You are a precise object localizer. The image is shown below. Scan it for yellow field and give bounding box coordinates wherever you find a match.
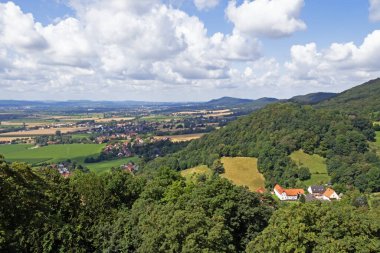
[0,137,33,142]
[220,157,265,192]
[0,127,88,136]
[181,165,212,179]
[154,133,205,142]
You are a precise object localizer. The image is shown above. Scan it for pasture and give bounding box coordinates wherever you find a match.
[371,131,380,156]
[220,157,265,192]
[290,150,330,185]
[0,143,105,165]
[180,165,212,180]
[85,157,139,174]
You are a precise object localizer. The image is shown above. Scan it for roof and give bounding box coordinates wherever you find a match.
[310,185,326,194]
[274,184,304,196]
[323,188,336,198]
[256,187,266,194]
[305,194,318,202]
[274,184,284,194]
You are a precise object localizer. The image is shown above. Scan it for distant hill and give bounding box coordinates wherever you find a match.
[205,97,254,107]
[316,78,380,120]
[290,92,337,105]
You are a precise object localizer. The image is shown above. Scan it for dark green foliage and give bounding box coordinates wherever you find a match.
[316,78,380,120]
[247,202,380,253]
[290,92,337,104]
[0,162,274,252]
[211,159,225,174]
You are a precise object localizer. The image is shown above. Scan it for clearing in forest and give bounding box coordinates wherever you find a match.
[220,157,265,192]
[290,150,330,185]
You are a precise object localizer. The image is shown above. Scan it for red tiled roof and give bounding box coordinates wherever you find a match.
[274,184,304,196]
[323,188,335,198]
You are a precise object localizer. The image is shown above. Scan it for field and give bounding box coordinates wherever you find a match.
[154,133,205,142]
[0,143,105,165]
[0,127,88,136]
[180,165,212,180]
[371,131,380,156]
[290,150,330,185]
[220,157,265,192]
[85,157,139,174]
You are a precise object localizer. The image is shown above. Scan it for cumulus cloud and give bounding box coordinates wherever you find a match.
[285,30,380,86]
[226,0,306,38]
[194,0,220,11]
[369,0,380,21]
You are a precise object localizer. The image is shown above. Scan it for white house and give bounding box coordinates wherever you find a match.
[321,188,340,201]
[274,184,305,201]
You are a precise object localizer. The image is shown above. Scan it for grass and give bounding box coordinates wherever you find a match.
[370,131,380,156]
[85,157,139,174]
[290,150,330,185]
[220,157,265,192]
[71,133,91,139]
[0,143,105,165]
[140,115,183,122]
[181,165,212,180]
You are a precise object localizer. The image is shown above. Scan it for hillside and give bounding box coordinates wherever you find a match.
[316,78,380,120]
[205,97,254,107]
[146,103,380,192]
[290,92,337,104]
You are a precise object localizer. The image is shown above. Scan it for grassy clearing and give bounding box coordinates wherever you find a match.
[155,133,205,142]
[140,115,183,122]
[0,143,105,165]
[290,150,330,185]
[85,157,139,174]
[181,165,212,180]
[371,131,380,156]
[220,157,265,192]
[71,133,91,139]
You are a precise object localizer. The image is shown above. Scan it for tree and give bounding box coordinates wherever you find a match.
[211,159,224,174]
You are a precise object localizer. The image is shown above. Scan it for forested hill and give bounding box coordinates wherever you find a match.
[146,103,380,192]
[290,92,337,104]
[316,78,380,120]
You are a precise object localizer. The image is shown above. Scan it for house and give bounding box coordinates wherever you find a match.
[308,185,340,201]
[322,188,340,201]
[307,185,326,195]
[274,184,305,201]
[256,187,266,194]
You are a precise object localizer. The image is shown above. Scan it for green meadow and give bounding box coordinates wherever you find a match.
[290,150,330,185]
[85,157,139,174]
[0,143,105,165]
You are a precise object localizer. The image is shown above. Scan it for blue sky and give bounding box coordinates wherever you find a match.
[0,0,379,101]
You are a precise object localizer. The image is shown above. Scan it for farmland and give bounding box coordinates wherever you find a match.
[0,143,105,165]
[154,133,205,142]
[0,127,88,136]
[290,150,330,185]
[85,157,139,174]
[220,157,265,192]
[371,131,380,156]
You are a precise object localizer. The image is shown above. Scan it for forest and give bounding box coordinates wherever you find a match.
[145,103,380,192]
[1,157,379,252]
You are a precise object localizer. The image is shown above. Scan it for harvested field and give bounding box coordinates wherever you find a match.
[0,127,88,136]
[154,133,205,142]
[220,157,265,192]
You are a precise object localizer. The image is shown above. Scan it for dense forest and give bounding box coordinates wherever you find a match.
[145,103,380,192]
[1,156,379,252]
[316,78,380,120]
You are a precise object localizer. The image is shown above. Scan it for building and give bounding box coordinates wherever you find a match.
[308,185,340,201]
[322,188,340,201]
[274,184,305,201]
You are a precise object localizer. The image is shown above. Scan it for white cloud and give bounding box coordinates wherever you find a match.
[194,0,220,11]
[369,0,380,21]
[226,0,306,38]
[285,30,380,87]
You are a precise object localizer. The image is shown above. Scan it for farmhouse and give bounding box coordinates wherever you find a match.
[308,185,340,201]
[274,184,304,201]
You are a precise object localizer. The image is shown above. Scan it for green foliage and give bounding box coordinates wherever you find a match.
[211,159,224,174]
[145,103,378,191]
[316,78,380,120]
[247,202,380,253]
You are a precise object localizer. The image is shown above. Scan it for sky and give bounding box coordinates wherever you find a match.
[0,0,379,102]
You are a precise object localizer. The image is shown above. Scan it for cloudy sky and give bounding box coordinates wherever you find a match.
[0,0,379,101]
